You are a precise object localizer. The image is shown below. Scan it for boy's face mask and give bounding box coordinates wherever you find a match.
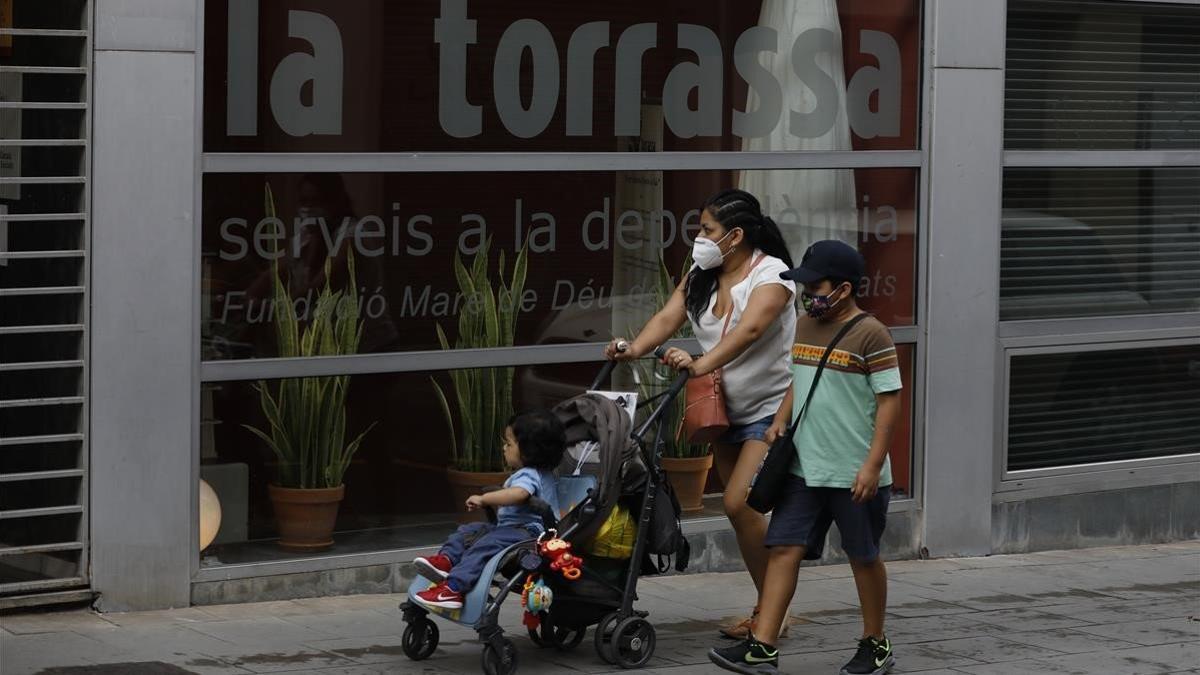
[801,283,850,318]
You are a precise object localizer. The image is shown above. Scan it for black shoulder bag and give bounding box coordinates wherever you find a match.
[746,312,869,514]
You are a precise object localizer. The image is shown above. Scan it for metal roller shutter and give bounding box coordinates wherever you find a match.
[0,0,91,605]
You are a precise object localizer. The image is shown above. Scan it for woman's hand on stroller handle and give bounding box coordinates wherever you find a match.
[604,337,641,361]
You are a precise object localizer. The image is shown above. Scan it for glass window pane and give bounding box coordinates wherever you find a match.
[202,168,918,360]
[1004,0,1200,150]
[200,348,916,565]
[1007,343,1200,471]
[1000,167,1200,321]
[202,0,921,152]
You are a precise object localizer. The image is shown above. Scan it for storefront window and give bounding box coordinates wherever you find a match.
[1007,343,1200,472]
[198,1,925,567]
[202,168,918,359]
[1000,167,1200,321]
[203,0,921,153]
[201,349,915,565]
[1004,0,1200,151]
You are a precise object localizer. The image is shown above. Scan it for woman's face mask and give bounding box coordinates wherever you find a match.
[801,283,850,318]
[691,229,738,270]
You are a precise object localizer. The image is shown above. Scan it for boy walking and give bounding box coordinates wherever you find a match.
[710,240,902,675]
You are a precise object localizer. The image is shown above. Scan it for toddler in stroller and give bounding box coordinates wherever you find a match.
[399,353,691,674]
[410,409,566,611]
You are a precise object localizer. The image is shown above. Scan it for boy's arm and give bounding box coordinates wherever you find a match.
[465,487,530,511]
[851,390,901,503]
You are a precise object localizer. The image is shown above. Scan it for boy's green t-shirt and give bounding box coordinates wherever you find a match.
[789,313,902,488]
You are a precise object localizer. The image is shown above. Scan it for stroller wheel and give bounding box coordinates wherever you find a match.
[481,636,519,675]
[594,612,621,664]
[401,617,439,661]
[530,615,586,651]
[612,617,656,669]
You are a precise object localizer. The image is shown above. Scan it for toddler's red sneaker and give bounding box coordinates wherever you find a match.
[413,581,464,610]
[414,553,452,580]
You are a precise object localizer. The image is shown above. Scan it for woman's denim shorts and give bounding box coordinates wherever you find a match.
[717,414,775,445]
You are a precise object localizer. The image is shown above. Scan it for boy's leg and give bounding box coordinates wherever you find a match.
[831,486,895,675]
[445,526,532,593]
[439,522,493,565]
[830,486,891,639]
[849,557,888,639]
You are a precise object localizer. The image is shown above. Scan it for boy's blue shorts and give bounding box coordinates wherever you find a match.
[764,476,891,562]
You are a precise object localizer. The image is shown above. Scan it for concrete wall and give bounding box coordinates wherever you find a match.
[993,482,1200,554]
[90,0,199,611]
[920,0,1006,556]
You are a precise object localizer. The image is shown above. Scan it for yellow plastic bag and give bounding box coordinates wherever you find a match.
[588,504,636,559]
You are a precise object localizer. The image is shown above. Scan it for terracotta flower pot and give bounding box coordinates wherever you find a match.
[662,454,714,513]
[446,468,509,523]
[268,484,345,552]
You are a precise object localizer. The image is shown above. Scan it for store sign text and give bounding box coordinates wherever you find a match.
[226,0,901,140]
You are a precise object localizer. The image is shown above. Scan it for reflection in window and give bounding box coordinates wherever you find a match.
[202,169,919,360]
[201,351,915,566]
[1007,344,1200,471]
[1005,0,1200,150]
[1000,168,1200,321]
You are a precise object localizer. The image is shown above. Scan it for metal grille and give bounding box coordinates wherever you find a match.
[0,0,90,597]
[1000,167,1200,321]
[1005,0,1200,150]
[1007,343,1200,471]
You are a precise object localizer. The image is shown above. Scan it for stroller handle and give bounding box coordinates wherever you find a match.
[590,344,694,391]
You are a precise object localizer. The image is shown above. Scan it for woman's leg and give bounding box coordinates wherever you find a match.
[712,440,771,593]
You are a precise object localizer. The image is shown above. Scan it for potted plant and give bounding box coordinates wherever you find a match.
[431,237,529,519]
[243,184,376,551]
[634,253,713,512]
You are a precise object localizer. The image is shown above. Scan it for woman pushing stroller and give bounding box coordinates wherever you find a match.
[605,188,797,638]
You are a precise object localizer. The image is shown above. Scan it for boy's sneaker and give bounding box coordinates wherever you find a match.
[708,635,779,674]
[414,553,452,580]
[412,581,463,610]
[841,635,895,675]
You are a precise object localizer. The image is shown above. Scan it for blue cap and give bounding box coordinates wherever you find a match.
[779,240,865,284]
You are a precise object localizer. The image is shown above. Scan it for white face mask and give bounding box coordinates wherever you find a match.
[691,230,737,270]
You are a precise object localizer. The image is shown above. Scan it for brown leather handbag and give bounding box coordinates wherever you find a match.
[680,254,765,444]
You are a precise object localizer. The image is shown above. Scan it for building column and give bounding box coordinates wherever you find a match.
[921,0,1006,556]
[90,0,199,610]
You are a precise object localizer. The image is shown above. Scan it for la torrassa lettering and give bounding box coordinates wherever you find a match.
[226,0,901,141]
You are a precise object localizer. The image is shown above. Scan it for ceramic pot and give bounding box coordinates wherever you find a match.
[661,454,714,513]
[268,484,345,551]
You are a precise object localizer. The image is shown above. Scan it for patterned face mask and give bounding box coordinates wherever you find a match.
[801,284,848,318]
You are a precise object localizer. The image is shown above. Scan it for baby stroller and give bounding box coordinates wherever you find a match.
[398,349,691,674]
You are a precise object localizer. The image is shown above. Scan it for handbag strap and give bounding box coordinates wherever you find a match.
[720,253,767,339]
[785,312,871,436]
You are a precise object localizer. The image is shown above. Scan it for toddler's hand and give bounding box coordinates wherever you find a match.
[465,495,485,511]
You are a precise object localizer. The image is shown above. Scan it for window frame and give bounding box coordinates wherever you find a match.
[996,0,1200,497]
[189,0,933,578]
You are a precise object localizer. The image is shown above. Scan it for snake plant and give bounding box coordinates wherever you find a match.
[431,237,529,473]
[242,183,376,489]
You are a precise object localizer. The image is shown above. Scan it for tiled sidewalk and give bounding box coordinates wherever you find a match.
[2,542,1198,674]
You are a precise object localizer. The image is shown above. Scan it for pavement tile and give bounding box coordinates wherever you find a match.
[188,616,339,647]
[0,631,134,673]
[280,609,405,640]
[999,627,1143,654]
[0,609,117,635]
[970,608,1095,633]
[200,647,358,674]
[912,635,1065,663]
[1071,618,1200,646]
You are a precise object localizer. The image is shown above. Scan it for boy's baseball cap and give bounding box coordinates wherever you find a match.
[779,240,866,285]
